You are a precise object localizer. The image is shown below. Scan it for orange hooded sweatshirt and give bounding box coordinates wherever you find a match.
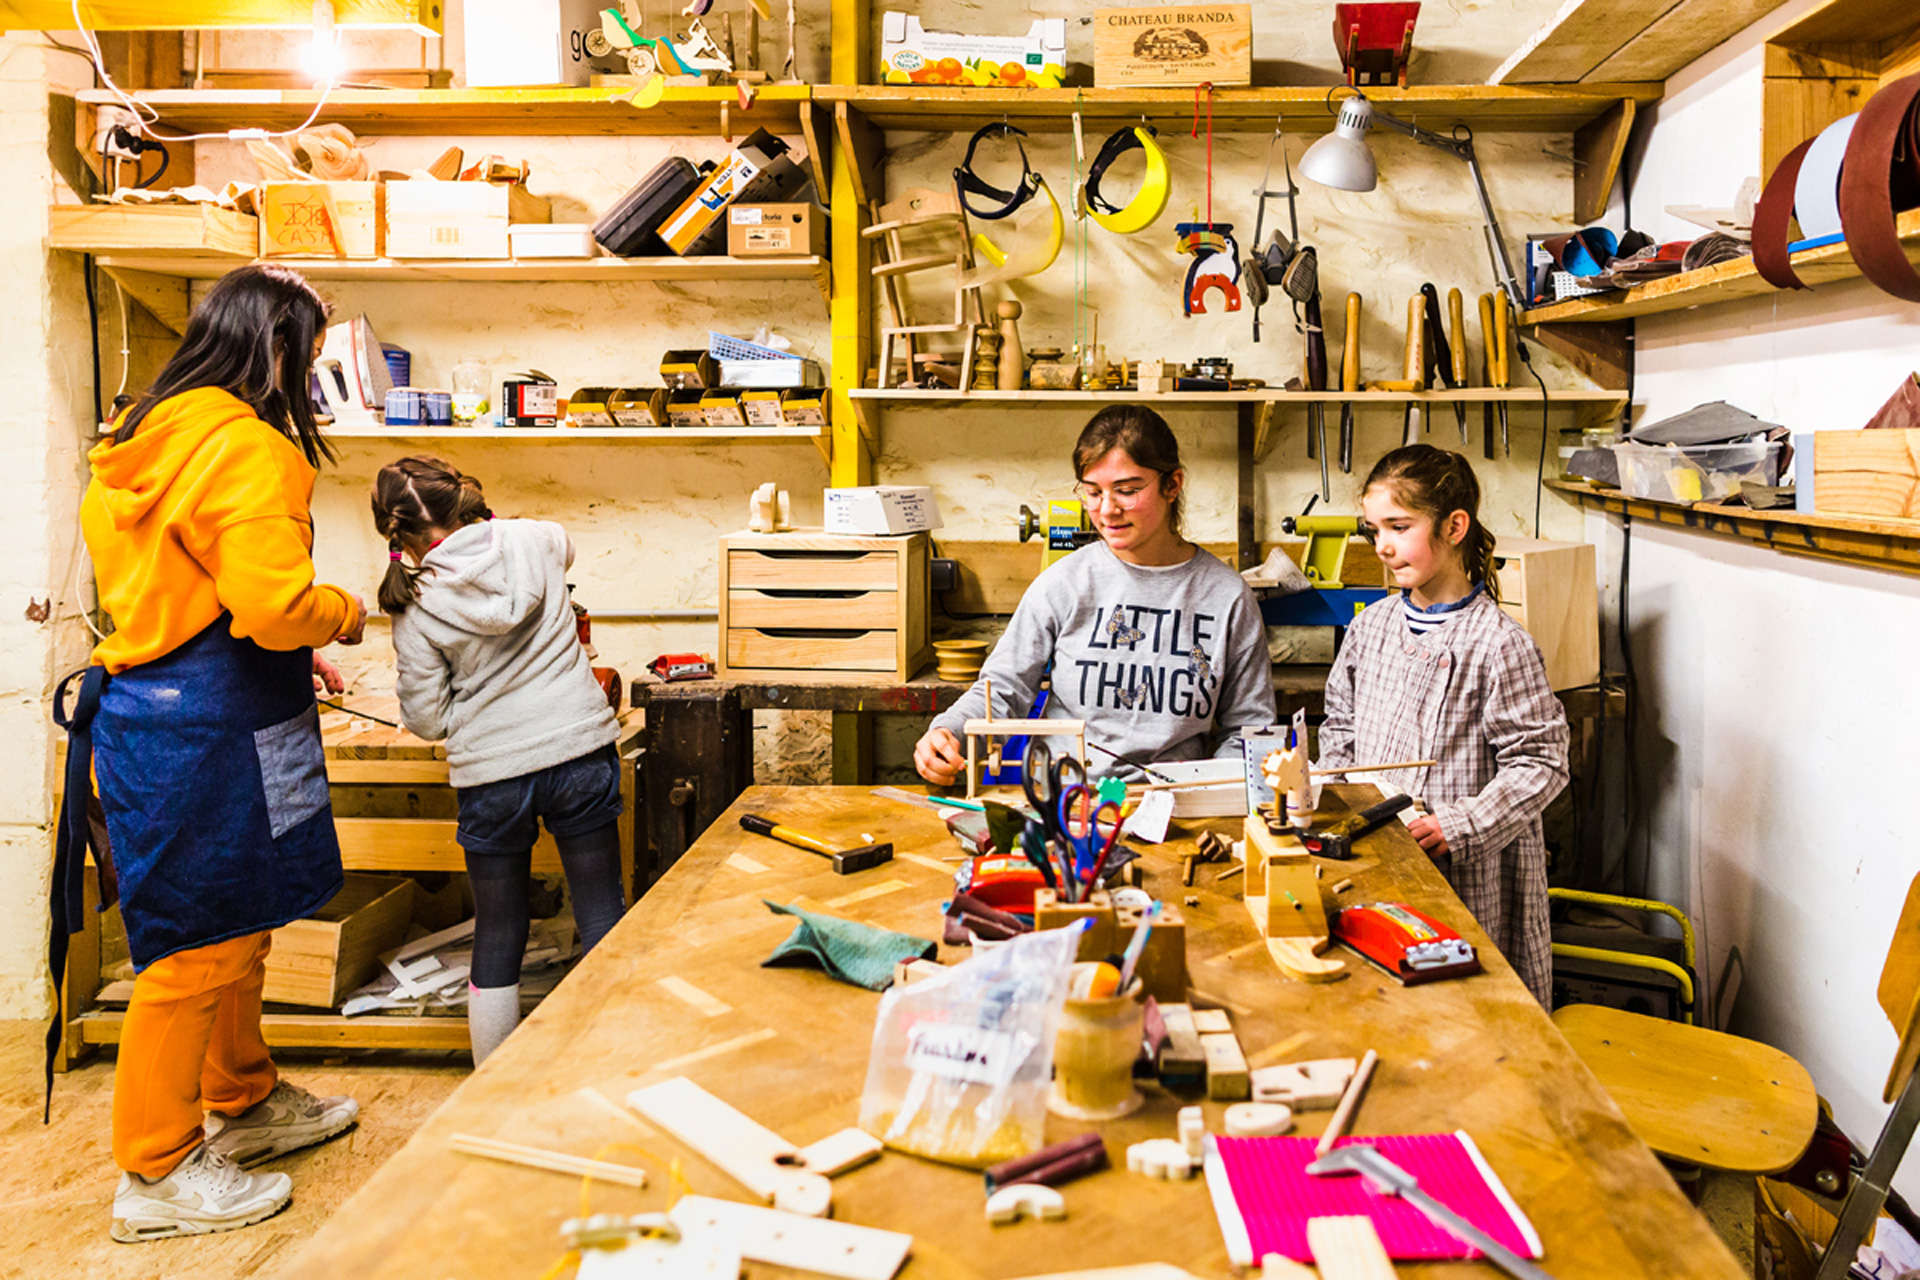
[83,387,362,674]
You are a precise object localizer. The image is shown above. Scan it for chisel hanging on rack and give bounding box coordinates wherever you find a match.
[1339,292,1360,474]
[1305,289,1330,502]
[1402,293,1424,445]
[1448,287,1469,444]
[1493,289,1512,456]
[1420,283,1466,443]
[1478,292,1497,460]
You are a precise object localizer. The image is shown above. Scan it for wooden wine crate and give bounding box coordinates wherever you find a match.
[264,874,415,1008]
[47,203,258,258]
[1094,5,1252,88]
[718,529,931,681]
[1493,536,1599,692]
[259,180,385,259]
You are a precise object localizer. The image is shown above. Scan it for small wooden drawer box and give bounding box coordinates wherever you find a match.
[1492,536,1598,692]
[264,873,415,1008]
[718,530,931,681]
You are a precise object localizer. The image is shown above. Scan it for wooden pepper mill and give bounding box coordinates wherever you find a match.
[972,326,1000,392]
[996,299,1024,392]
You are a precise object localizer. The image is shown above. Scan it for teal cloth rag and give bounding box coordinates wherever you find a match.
[761,900,936,991]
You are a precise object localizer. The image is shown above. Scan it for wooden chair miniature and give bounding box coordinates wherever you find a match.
[1554,874,1920,1279]
[861,186,984,390]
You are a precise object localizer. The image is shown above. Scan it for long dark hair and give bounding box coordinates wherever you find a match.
[1072,404,1185,535]
[1364,444,1500,601]
[117,264,334,467]
[371,456,492,614]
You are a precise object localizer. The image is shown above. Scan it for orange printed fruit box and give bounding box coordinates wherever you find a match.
[879,12,1066,88]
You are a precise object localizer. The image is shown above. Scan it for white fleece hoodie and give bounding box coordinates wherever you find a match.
[391,518,618,788]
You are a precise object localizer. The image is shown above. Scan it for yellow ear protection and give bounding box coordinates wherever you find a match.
[956,123,1063,277]
[1082,125,1171,235]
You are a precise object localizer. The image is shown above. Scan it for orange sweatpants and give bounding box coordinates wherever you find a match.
[112,931,279,1179]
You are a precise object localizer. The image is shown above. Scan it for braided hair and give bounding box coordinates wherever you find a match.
[370,456,492,614]
[1362,444,1499,602]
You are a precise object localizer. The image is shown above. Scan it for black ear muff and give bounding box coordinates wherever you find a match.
[953,123,1039,222]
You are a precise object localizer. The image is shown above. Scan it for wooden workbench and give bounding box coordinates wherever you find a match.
[271,784,1741,1280]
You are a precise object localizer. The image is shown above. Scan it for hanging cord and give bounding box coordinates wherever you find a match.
[1071,104,1089,373]
[1190,83,1215,227]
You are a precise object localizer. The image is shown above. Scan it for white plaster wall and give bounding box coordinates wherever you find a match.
[1604,0,1920,1191]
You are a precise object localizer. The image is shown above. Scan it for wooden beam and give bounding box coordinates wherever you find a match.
[1491,0,1791,85]
[1572,98,1634,224]
[79,1011,475,1050]
[94,30,183,90]
[829,102,875,486]
[2,1,442,35]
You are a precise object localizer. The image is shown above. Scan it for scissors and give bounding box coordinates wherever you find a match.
[1023,739,1090,896]
[1057,783,1122,892]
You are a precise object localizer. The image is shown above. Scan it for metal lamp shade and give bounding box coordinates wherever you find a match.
[1301,96,1379,192]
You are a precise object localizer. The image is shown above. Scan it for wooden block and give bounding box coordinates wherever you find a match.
[628,1077,830,1211]
[1094,5,1252,87]
[1252,1058,1358,1110]
[1190,1008,1233,1035]
[1815,428,1920,521]
[48,203,258,258]
[1036,891,1188,1005]
[1261,857,1328,941]
[1158,1003,1207,1084]
[1202,1031,1251,1101]
[259,180,384,258]
[892,957,947,988]
[264,874,415,1008]
[1307,1216,1399,1279]
[1492,537,1599,692]
[1244,813,1305,897]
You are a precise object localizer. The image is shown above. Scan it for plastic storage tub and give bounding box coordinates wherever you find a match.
[1612,440,1781,503]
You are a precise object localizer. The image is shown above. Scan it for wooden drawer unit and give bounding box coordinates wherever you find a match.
[718,530,931,681]
[1491,536,1598,691]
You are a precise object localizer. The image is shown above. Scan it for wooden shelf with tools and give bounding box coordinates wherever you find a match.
[1548,478,1920,576]
[74,84,814,136]
[817,83,1662,134]
[326,424,831,465]
[86,250,831,290]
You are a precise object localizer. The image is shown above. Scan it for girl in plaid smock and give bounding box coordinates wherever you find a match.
[1318,446,1569,1005]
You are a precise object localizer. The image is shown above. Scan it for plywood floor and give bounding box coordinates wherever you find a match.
[0,1021,467,1280]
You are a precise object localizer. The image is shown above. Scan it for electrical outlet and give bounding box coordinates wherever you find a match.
[93,106,142,160]
[930,558,958,594]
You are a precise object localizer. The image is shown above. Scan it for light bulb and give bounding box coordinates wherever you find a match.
[301,0,346,83]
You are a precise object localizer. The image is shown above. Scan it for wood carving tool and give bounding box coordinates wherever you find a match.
[1493,289,1512,456]
[1290,793,1415,860]
[1340,292,1360,473]
[1314,1047,1378,1158]
[1478,292,1498,459]
[1305,289,1330,501]
[1448,286,1469,444]
[1306,1145,1556,1280]
[1331,902,1482,984]
[738,814,893,874]
[1402,293,1424,444]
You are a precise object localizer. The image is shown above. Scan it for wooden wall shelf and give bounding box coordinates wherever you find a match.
[819,83,1661,134]
[326,425,831,465]
[1548,478,1920,576]
[1492,0,1793,86]
[1520,207,1920,324]
[74,85,813,136]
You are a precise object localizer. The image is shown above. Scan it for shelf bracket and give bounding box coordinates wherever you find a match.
[810,429,833,469]
[1251,399,1279,463]
[101,266,190,336]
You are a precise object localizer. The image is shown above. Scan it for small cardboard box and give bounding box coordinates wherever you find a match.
[658,129,792,257]
[385,180,552,259]
[880,12,1066,87]
[464,0,614,87]
[741,390,785,426]
[264,874,415,1008]
[701,392,747,427]
[727,203,827,257]
[781,388,828,426]
[666,388,709,425]
[1094,5,1252,87]
[608,387,666,427]
[824,485,944,535]
[259,181,384,258]
[660,349,716,389]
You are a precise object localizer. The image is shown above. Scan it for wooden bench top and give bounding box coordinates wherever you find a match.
[270,784,1741,1280]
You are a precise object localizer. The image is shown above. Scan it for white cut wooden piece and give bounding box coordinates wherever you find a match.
[668,1196,912,1280]
[796,1127,883,1176]
[985,1183,1068,1225]
[627,1077,829,1213]
[1190,1009,1233,1035]
[389,917,476,963]
[1224,1102,1295,1137]
[1307,1216,1398,1279]
[1251,1058,1357,1109]
[1178,1105,1206,1158]
[575,1229,741,1280]
[450,1134,649,1187]
[1126,1138,1199,1179]
[1259,1255,1318,1280]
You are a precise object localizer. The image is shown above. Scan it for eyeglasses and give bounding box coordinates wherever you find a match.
[1075,475,1163,506]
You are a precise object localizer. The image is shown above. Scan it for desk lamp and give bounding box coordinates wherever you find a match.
[1300,92,1526,314]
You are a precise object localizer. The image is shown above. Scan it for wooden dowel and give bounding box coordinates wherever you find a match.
[1131,760,1434,792]
[1309,760,1436,777]
[1135,777,1243,792]
[450,1134,649,1187]
[1315,1049,1379,1158]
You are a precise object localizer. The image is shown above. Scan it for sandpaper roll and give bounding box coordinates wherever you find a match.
[1839,71,1920,304]
[948,892,1029,933]
[983,1131,1108,1192]
[1753,136,1819,290]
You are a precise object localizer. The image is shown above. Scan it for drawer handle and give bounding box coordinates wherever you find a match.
[747,550,875,562]
[751,589,870,600]
[753,628,876,639]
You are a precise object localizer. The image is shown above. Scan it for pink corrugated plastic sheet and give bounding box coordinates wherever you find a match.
[1213,1133,1540,1263]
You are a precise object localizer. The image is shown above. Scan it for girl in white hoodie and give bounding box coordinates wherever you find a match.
[372,457,624,1063]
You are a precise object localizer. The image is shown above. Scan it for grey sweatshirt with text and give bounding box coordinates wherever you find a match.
[930,541,1275,773]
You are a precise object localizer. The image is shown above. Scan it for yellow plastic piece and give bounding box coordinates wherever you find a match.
[970,176,1063,278]
[1088,127,1171,236]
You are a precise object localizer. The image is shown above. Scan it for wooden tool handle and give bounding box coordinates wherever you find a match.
[1403,294,1425,391]
[1493,290,1511,389]
[1342,293,1361,393]
[1448,287,1467,386]
[1477,292,1496,384]
[740,813,832,856]
[1315,1048,1379,1158]
[1305,292,1328,392]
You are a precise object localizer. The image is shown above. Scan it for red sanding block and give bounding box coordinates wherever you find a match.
[1331,902,1481,985]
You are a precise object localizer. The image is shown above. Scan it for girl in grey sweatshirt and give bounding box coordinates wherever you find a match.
[918,407,1275,783]
[373,457,623,1064]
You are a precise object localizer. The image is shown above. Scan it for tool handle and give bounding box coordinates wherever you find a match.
[1352,792,1416,836]
[1448,287,1467,386]
[1304,292,1327,392]
[1477,292,1497,383]
[1493,290,1512,388]
[739,812,831,856]
[1342,293,1361,392]
[1403,294,1425,390]
[1420,284,1452,388]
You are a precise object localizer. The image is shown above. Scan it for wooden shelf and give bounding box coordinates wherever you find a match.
[73,1008,473,1052]
[1520,207,1920,324]
[1492,0,1794,86]
[325,424,825,452]
[1549,478,1920,575]
[75,84,812,135]
[818,83,1661,133]
[90,251,830,290]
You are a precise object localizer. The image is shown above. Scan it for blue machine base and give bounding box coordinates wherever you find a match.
[1258,587,1390,628]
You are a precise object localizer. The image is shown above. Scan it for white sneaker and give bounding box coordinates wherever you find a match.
[111,1142,291,1243]
[204,1080,360,1169]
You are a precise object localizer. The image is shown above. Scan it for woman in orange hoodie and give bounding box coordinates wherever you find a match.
[53,265,368,1243]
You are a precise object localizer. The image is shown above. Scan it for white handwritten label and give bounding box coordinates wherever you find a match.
[904,1024,1021,1087]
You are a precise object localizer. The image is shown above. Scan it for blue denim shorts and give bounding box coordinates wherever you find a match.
[455,744,624,858]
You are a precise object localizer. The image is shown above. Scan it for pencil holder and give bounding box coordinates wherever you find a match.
[1049,966,1145,1120]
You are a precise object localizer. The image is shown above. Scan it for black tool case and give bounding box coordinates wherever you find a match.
[593,157,711,257]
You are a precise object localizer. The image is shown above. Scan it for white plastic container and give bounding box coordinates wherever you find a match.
[1612,440,1781,504]
[509,224,598,259]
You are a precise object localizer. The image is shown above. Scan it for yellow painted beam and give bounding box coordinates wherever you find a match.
[826,0,871,487]
[3,1,442,36]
